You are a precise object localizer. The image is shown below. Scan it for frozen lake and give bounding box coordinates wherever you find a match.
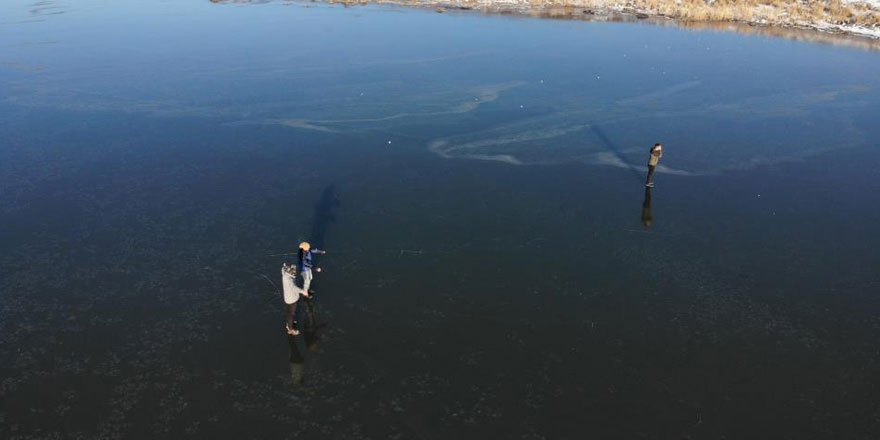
[1,0,879,438]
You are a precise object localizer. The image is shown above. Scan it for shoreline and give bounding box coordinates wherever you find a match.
[311,0,880,46]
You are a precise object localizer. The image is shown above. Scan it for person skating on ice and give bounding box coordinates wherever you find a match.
[297,241,326,294]
[645,143,663,188]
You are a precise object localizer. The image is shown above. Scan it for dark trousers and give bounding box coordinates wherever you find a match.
[645,165,656,184]
[285,302,298,330]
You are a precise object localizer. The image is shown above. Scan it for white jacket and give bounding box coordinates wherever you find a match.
[281,266,301,305]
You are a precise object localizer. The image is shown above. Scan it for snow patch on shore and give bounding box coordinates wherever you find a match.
[840,25,880,39]
[843,0,880,9]
[814,21,880,39]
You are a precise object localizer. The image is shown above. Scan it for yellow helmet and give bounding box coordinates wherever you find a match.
[299,242,311,251]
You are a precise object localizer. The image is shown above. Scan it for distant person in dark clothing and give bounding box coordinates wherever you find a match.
[645,143,663,187]
[641,187,653,228]
[297,242,326,293]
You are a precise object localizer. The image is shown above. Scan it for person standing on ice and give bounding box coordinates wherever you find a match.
[297,242,326,294]
[645,143,663,187]
[282,262,309,336]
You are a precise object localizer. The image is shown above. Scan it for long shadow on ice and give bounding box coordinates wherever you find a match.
[590,124,645,184]
[308,184,340,249]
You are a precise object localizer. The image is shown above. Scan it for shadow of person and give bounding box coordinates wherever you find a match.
[303,298,327,353]
[308,184,340,249]
[288,333,305,387]
[286,298,327,388]
[590,124,644,184]
[296,184,339,294]
[641,186,653,228]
